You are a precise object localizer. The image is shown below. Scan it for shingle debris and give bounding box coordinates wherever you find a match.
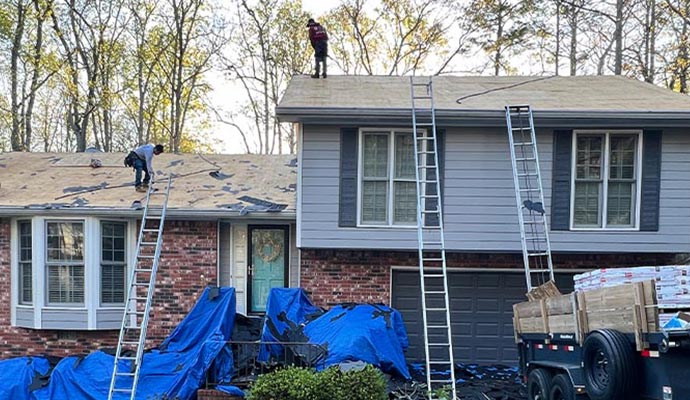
[63,182,108,194]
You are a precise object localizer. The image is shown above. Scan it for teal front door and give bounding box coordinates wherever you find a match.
[248,226,288,313]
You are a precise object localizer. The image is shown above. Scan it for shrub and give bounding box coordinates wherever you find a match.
[247,366,320,400]
[247,364,387,400]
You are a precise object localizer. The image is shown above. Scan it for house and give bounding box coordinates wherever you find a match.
[276,75,690,365]
[0,152,298,357]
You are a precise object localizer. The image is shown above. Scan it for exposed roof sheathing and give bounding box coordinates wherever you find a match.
[0,152,297,216]
[277,75,690,116]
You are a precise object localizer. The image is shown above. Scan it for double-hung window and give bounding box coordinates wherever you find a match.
[46,221,85,304]
[101,221,127,305]
[359,129,417,226]
[18,221,32,305]
[572,131,641,229]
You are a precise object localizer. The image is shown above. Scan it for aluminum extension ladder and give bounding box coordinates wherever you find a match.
[108,176,172,400]
[505,105,555,292]
[410,76,457,399]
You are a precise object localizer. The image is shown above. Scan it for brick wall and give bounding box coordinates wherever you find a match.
[300,248,681,307]
[0,219,217,358]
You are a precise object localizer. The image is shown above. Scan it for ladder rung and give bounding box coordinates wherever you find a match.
[518,172,539,177]
[511,127,531,131]
[428,361,452,364]
[116,372,136,376]
[529,269,552,274]
[426,308,448,311]
[513,141,534,146]
[414,96,432,100]
[142,228,159,232]
[112,388,133,392]
[140,242,157,246]
[427,325,449,329]
[516,157,536,161]
[421,210,439,214]
[117,356,137,360]
[417,151,435,154]
[428,343,451,347]
[135,268,153,273]
[519,188,540,192]
[132,282,150,286]
[138,255,155,259]
[424,274,445,278]
[415,122,434,127]
[423,258,443,261]
[416,136,436,140]
[425,291,446,294]
[528,252,550,257]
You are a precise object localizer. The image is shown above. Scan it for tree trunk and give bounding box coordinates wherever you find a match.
[614,0,624,75]
[494,9,504,76]
[555,0,561,75]
[10,1,27,151]
[569,9,578,76]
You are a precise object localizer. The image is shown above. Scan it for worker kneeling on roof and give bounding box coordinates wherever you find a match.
[125,143,164,192]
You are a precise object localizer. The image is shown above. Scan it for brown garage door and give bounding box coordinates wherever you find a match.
[391,270,575,365]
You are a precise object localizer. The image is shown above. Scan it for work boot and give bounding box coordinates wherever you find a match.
[135,185,147,193]
[322,73,327,78]
[311,74,319,78]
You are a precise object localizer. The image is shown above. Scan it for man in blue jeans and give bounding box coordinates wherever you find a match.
[130,144,164,192]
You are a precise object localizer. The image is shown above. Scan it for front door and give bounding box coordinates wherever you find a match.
[248,225,289,313]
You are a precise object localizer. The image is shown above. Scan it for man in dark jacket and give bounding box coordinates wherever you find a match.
[307,18,328,78]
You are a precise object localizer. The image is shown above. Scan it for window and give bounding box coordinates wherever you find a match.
[18,221,32,305]
[46,221,85,304]
[101,222,126,304]
[572,132,641,229]
[359,130,418,226]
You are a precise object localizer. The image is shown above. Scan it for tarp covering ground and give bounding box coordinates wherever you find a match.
[0,357,52,399]
[260,288,411,379]
[0,286,236,400]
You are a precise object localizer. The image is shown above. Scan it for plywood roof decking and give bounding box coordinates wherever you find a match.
[0,152,297,214]
[277,75,690,113]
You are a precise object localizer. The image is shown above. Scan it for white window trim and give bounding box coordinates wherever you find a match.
[356,128,420,228]
[569,130,643,231]
[11,216,134,330]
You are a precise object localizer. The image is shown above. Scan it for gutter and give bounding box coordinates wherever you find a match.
[0,206,297,220]
[276,107,690,128]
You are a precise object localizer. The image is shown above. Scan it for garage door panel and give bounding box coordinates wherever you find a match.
[392,270,575,365]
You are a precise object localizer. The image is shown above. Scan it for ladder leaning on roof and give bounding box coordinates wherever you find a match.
[108,176,172,400]
[410,76,457,399]
[504,105,555,292]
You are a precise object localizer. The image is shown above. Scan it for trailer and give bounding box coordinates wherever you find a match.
[513,280,690,400]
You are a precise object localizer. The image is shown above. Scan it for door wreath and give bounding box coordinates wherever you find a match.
[255,232,283,263]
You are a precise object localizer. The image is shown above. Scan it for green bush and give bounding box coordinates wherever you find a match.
[247,365,387,400]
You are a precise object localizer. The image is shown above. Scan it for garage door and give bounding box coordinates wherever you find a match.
[391,270,575,365]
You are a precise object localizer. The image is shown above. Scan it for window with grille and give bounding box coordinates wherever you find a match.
[101,221,126,305]
[18,221,32,305]
[359,130,418,226]
[46,221,85,304]
[572,132,641,229]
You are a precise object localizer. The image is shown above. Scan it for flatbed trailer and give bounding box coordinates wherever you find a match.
[514,280,690,400]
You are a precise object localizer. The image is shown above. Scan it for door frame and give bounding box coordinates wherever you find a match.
[247,224,290,313]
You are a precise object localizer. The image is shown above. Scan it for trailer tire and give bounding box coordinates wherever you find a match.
[527,368,552,400]
[549,374,574,400]
[582,329,638,400]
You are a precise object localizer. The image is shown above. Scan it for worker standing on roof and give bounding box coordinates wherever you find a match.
[126,144,164,192]
[307,18,328,79]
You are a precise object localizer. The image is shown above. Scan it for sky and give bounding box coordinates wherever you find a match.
[213,0,342,154]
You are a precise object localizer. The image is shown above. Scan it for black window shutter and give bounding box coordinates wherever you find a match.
[640,130,662,231]
[339,128,359,227]
[551,130,573,230]
[425,129,445,226]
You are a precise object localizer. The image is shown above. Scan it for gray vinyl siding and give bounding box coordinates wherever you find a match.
[41,309,88,330]
[15,307,34,328]
[96,309,124,329]
[300,125,690,253]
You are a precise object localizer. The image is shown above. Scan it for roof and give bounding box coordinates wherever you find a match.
[276,75,690,126]
[0,152,297,218]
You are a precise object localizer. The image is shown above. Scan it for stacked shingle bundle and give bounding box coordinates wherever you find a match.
[574,266,690,327]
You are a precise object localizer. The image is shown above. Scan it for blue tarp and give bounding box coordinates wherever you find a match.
[27,286,236,400]
[259,288,410,379]
[0,357,51,400]
[258,288,322,361]
[305,304,410,379]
